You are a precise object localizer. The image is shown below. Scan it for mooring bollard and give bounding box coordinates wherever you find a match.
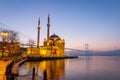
[32,67,35,80]
[43,70,47,80]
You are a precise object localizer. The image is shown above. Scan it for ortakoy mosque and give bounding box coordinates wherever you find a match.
[27,15,65,57]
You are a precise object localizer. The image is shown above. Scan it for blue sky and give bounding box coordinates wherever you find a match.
[0,0,120,51]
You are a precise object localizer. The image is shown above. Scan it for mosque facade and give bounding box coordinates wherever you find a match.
[27,15,65,57]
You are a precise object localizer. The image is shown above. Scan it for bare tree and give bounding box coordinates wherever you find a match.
[6,30,19,42]
[28,39,35,47]
[0,28,19,42]
[27,39,35,54]
[0,28,20,56]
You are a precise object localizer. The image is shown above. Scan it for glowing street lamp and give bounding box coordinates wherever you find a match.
[1,31,8,43]
[0,31,8,57]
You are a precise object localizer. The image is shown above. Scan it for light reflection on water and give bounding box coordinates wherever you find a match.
[19,60,65,80]
[19,56,120,80]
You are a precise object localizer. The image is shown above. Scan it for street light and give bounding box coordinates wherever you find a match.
[1,31,8,57]
[1,31,8,43]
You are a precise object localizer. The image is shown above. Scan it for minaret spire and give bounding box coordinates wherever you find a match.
[37,18,40,48]
[47,14,50,40]
[38,17,40,27]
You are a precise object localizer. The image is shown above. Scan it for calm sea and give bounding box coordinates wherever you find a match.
[19,56,120,80]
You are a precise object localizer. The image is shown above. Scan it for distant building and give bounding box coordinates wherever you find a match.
[27,15,65,57]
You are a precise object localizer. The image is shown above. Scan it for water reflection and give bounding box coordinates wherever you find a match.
[85,56,91,75]
[40,60,65,80]
[19,60,65,80]
[19,56,120,80]
[86,56,90,69]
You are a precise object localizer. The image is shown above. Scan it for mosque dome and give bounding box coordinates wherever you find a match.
[49,33,61,40]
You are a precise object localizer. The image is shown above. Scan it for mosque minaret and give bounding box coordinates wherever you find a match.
[37,18,40,48]
[47,14,50,40]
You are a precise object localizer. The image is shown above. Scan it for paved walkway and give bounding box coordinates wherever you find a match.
[11,58,27,75]
[17,75,43,80]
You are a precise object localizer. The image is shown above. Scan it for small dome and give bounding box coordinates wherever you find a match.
[49,33,61,40]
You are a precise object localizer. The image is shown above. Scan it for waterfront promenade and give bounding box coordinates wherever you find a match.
[0,59,13,80]
[11,58,43,80]
[0,55,77,80]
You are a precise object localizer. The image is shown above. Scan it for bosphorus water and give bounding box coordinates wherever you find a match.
[19,56,120,80]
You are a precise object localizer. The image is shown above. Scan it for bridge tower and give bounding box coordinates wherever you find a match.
[85,44,89,55]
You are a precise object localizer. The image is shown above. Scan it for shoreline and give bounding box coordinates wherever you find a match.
[27,56,78,61]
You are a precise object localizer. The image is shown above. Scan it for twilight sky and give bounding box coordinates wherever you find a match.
[0,0,120,51]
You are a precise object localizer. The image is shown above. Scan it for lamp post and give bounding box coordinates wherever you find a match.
[1,31,8,43]
[1,31,8,57]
